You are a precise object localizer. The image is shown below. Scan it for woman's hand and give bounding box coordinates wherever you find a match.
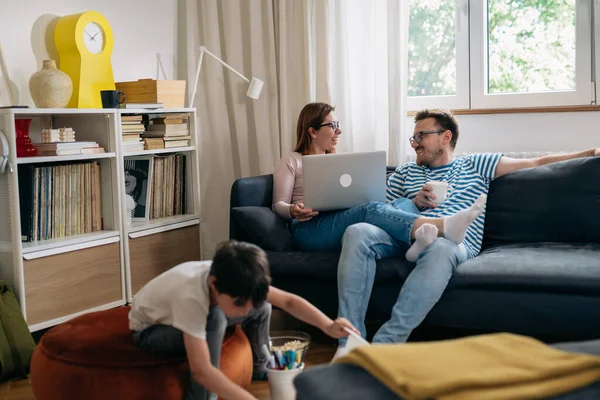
[290,203,318,222]
[412,184,438,209]
[324,318,360,339]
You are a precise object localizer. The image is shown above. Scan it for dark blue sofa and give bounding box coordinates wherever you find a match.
[229,157,600,342]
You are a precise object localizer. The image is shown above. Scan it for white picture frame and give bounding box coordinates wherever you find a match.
[124,156,153,220]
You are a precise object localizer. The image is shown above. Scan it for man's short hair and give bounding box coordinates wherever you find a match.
[414,109,460,149]
[210,240,271,308]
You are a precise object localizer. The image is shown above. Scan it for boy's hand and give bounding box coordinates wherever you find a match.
[325,318,360,338]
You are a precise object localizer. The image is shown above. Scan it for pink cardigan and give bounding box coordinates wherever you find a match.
[272,152,304,220]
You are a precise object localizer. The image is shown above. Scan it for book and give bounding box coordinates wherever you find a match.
[121,115,143,122]
[152,118,187,125]
[120,103,163,109]
[164,140,190,148]
[163,135,192,141]
[34,141,99,150]
[143,138,164,150]
[147,123,187,132]
[37,147,105,156]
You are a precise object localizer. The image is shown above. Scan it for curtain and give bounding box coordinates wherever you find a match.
[180,0,410,258]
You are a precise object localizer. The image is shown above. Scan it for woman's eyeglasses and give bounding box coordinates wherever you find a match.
[409,129,445,145]
[315,120,340,131]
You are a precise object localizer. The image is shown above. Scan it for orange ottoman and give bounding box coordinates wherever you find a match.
[30,306,253,400]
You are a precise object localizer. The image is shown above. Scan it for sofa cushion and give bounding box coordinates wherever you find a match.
[483,157,600,247]
[449,243,600,294]
[267,251,414,284]
[231,207,293,252]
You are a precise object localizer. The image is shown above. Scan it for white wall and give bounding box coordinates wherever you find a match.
[405,111,600,156]
[0,0,178,107]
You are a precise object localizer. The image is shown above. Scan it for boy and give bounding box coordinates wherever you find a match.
[129,240,357,400]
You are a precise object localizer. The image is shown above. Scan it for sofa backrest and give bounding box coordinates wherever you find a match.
[482,156,600,248]
[230,158,600,248]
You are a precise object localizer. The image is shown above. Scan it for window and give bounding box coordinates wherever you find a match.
[408,0,593,110]
[407,0,469,109]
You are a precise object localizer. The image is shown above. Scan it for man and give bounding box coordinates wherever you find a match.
[335,109,599,354]
[130,240,357,400]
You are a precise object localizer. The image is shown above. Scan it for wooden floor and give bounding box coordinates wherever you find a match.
[0,342,336,400]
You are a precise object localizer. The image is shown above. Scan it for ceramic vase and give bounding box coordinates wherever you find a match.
[29,60,73,108]
[15,119,37,157]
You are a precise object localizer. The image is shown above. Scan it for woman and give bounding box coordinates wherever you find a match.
[272,102,484,261]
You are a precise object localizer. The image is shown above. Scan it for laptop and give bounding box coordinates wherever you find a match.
[303,150,387,211]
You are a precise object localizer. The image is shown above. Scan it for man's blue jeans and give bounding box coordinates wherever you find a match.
[291,198,420,252]
[337,223,468,345]
[132,302,271,400]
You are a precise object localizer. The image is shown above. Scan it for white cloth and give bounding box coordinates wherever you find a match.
[129,261,212,339]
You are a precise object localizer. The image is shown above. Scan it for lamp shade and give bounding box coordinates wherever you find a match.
[246,77,264,99]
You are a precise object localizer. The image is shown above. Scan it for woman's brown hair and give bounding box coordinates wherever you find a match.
[294,102,335,155]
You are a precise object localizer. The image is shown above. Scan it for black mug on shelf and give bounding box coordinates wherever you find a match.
[100,90,126,108]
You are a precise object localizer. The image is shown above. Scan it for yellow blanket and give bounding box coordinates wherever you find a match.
[335,333,600,400]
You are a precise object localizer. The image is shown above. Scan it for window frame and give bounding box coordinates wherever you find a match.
[407,0,594,110]
[470,0,593,108]
[406,0,470,110]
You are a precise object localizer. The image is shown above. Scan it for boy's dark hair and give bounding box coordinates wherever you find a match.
[210,240,271,308]
[414,109,460,149]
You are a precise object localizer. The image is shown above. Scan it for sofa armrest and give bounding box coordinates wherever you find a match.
[230,206,293,251]
[230,175,273,208]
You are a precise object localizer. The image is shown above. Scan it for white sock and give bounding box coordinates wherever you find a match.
[406,223,438,262]
[443,194,487,245]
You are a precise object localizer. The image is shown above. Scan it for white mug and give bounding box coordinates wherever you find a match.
[427,181,449,204]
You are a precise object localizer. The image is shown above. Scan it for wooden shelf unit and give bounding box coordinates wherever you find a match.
[0,107,202,330]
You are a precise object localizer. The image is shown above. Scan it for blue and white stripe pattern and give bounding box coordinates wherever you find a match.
[386,153,502,258]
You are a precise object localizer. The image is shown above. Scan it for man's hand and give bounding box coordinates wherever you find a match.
[412,184,438,209]
[290,203,318,222]
[324,318,360,339]
[595,148,600,157]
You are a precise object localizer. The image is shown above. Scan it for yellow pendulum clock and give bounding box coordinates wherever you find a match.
[54,11,115,108]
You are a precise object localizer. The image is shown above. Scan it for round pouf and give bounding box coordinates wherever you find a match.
[31,306,253,400]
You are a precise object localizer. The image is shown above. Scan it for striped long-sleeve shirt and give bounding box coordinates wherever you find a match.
[386,153,502,258]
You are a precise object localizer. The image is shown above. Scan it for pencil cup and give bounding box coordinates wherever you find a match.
[266,364,305,400]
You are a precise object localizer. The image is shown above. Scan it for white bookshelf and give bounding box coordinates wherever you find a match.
[16,152,116,164]
[123,146,196,157]
[0,107,202,329]
[21,230,120,254]
[128,214,199,234]
[118,108,202,302]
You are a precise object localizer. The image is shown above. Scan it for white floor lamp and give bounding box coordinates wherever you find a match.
[188,46,264,107]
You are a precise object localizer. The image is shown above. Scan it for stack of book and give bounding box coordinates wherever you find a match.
[149,154,186,219]
[18,161,103,242]
[41,127,75,143]
[33,141,105,156]
[121,115,146,152]
[143,113,190,149]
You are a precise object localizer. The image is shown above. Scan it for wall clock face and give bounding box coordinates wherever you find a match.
[83,22,104,54]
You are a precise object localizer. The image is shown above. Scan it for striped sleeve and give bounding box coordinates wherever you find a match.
[386,166,405,202]
[470,153,503,180]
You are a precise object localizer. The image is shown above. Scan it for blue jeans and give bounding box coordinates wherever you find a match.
[337,223,468,345]
[291,198,421,252]
[132,302,271,400]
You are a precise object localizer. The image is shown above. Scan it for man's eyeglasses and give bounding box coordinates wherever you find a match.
[409,129,445,145]
[315,120,340,131]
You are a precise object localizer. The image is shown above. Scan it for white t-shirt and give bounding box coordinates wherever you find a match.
[128,260,212,339]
